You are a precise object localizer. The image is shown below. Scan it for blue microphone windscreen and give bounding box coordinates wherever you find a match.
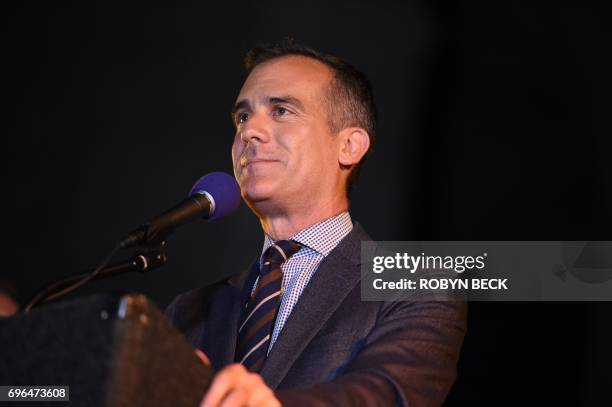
[189,172,241,221]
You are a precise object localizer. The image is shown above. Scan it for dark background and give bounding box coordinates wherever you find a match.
[6,1,612,405]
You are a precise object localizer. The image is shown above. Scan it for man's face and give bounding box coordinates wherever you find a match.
[231,56,342,214]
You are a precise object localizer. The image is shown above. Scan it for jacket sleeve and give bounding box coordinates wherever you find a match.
[275,300,467,407]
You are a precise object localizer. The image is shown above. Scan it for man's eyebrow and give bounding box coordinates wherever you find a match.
[268,96,305,112]
[231,100,250,117]
[231,95,305,118]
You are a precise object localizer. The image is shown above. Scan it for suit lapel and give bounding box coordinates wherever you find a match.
[202,261,260,370]
[260,224,369,388]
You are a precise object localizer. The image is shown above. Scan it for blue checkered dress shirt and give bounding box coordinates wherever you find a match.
[253,211,353,353]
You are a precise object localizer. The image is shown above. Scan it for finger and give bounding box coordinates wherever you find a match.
[195,349,211,366]
[201,364,246,407]
[218,386,249,407]
[242,375,280,407]
[215,372,274,407]
[249,387,279,407]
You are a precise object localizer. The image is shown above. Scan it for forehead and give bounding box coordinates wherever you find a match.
[236,56,332,103]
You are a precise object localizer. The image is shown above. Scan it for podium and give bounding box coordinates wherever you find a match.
[0,294,214,406]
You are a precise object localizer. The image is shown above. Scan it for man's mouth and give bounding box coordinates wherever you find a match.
[241,158,278,167]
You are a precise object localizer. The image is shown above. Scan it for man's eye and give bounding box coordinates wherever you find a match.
[273,106,289,116]
[237,112,249,124]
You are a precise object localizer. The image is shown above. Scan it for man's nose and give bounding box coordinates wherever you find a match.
[240,112,270,144]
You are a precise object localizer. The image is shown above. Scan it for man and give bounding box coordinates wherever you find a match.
[166,42,467,406]
[0,282,19,317]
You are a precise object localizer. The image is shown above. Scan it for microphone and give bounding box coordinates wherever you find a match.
[119,172,241,249]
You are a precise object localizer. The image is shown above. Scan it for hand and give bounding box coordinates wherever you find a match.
[195,349,211,366]
[200,363,280,407]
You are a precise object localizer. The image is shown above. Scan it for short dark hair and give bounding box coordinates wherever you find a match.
[244,40,377,190]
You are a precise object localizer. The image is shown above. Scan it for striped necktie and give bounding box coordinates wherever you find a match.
[235,239,302,371]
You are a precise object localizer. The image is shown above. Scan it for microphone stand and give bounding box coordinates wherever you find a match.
[23,243,167,312]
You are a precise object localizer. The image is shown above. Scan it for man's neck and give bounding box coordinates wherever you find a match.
[258,203,349,240]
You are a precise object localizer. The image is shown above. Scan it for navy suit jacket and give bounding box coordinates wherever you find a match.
[165,224,467,406]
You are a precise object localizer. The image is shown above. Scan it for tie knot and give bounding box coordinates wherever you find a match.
[263,240,302,267]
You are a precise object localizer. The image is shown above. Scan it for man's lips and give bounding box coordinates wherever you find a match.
[241,158,278,167]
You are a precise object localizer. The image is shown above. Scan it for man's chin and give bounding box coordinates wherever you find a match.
[240,179,275,204]
[240,181,291,216]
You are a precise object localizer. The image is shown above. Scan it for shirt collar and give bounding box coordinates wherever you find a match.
[261,211,353,258]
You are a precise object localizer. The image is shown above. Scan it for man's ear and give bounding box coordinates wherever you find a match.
[338,127,370,167]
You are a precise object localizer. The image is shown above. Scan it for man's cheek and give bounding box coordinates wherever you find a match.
[231,147,242,172]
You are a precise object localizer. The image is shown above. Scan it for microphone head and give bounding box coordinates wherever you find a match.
[189,172,241,221]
